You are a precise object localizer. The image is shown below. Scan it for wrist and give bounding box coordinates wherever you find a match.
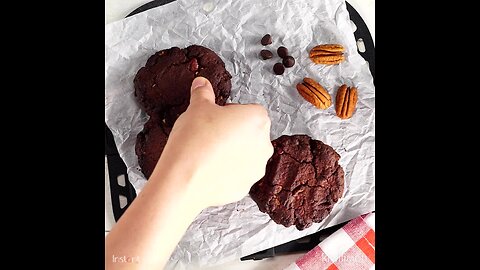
[149,155,206,215]
[107,155,205,269]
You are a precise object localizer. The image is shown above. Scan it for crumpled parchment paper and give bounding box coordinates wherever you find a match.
[105,0,375,268]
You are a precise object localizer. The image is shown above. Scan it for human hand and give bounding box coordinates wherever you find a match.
[153,76,273,208]
[106,77,273,269]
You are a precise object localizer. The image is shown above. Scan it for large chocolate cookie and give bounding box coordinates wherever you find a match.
[134,45,232,126]
[249,135,344,230]
[135,116,172,179]
[134,45,232,178]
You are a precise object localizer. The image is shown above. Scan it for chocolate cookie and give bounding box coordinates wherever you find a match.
[135,116,172,179]
[134,45,232,126]
[249,135,344,230]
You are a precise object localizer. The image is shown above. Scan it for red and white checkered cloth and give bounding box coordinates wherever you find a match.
[284,212,375,270]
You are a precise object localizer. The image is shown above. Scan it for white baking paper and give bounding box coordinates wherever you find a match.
[105,0,375,268]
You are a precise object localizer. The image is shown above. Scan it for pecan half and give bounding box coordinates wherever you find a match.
[189,58,199,72]
[335,84,358,119]
[309,44,345,65]
[296,77,332,109]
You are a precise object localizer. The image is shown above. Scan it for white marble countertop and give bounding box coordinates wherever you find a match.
[105,1,374,268]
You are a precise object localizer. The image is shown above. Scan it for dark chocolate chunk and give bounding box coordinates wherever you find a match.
[260,49,273,60]
[282,56,295,68]
[261,34,272,46]
[277,46,288,58]
[273,63,285,75]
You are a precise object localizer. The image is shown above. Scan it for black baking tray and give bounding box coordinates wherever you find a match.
[105,0,375,260]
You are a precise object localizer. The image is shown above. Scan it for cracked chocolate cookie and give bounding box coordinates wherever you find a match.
[134,45,232,178]
[249,135,344,230]
[135,115,172,179]
[134,45,232,126]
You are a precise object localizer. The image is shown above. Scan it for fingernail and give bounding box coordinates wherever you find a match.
[191,77,208,90]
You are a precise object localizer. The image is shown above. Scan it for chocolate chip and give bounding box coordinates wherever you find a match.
[282,56,295,68]
[273,63,285,75]
[261,34,272,46]
[277,46,288,58]
[260,50,273,60]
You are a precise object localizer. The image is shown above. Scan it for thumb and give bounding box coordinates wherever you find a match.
[190,77,215,104]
